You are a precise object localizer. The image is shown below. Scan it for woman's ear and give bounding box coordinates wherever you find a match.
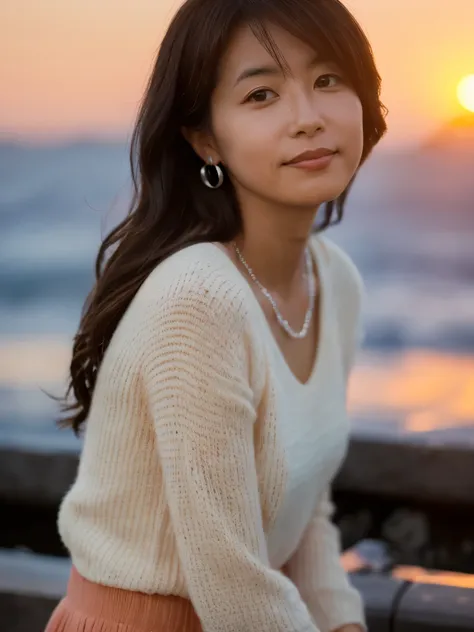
[181,127,221,164]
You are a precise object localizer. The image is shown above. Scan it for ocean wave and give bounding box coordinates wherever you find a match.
[363,324,474,353]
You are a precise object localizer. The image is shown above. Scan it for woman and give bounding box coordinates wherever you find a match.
[46,0,386,630]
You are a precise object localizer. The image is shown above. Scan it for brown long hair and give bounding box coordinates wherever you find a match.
[61,0,387,434]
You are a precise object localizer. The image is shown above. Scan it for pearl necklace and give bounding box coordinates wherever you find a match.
[233,242,316,339]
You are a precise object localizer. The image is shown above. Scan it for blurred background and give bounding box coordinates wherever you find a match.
[1,0,473,447]
[1,0,474,629]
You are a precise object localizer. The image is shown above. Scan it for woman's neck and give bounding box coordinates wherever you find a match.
[229,203,317,299]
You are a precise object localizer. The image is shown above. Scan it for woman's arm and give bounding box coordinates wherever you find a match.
[141,280,319,632]
[283,490,366,632]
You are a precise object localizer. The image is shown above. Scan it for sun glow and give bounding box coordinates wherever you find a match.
[457,74,474,112]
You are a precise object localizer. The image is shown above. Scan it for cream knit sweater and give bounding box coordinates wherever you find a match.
[58,235,366,632]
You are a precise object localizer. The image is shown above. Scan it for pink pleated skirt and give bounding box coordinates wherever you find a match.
[45,567,203,632]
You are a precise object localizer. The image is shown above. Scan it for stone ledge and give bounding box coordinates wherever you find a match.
[0,551,68,632]
[0,445,78,506]
[335,432,474,506]
[351,573,406,632]
[1,549,474,632]
[0,549,70,598]
[0,548,402,632]
[0,594,59,632]
[395,580,474,631]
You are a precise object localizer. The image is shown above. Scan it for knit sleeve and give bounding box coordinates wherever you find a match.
[283,490,366,632]
[141,278,319,632]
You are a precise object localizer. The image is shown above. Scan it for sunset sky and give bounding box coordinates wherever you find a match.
[2,0,474,146]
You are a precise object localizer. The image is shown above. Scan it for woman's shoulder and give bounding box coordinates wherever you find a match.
[312,233,364,298]
[127,242,267,392]
[134,241,253,329]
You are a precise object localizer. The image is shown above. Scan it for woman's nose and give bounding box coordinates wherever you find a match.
[288,95,325,138]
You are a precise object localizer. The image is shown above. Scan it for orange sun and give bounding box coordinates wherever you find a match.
[457,75,474,113]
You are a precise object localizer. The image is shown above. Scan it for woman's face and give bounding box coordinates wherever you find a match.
[207,23,364,210]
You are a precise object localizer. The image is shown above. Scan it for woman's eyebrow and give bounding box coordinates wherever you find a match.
[233,53,329,87]
[234,64,282,87]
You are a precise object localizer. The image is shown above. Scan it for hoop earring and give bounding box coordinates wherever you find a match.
[200,157,224,189]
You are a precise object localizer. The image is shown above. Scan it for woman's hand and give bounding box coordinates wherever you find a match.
[332,625,365,632]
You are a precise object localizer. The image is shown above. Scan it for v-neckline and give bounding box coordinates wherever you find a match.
[208,237,328,391]
[264,237,327,389]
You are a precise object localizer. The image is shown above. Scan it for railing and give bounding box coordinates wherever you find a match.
[1,547,474,631]
[1,422,474,630]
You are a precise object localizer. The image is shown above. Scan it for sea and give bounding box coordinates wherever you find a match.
[1,140,473,449]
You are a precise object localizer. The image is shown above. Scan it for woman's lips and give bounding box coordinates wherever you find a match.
[284,150,337,171]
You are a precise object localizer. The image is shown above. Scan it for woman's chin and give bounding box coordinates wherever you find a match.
[288,186,348,209]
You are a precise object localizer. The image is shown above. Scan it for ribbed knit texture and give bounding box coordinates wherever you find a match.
[58,236,366,632]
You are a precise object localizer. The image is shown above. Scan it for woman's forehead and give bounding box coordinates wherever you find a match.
[218,23,325,84]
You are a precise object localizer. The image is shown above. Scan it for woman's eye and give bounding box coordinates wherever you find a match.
[246,89,276,103]
[315,74,341,89]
